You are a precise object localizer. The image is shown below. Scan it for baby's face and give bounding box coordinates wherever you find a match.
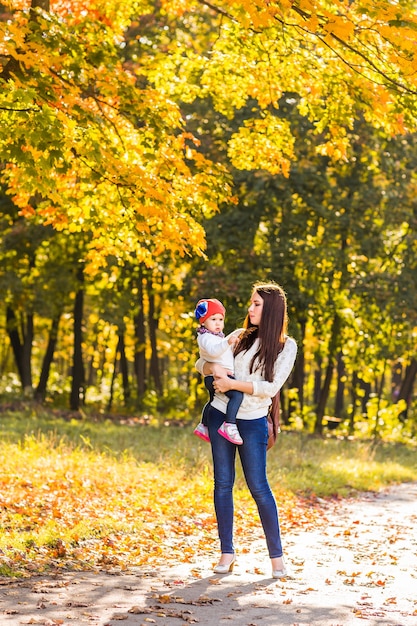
[203,314,225,334]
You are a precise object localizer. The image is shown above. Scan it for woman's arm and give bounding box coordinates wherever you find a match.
[195,359,231,377]
[195,358,251,392]
[213,374,254,395]
[252,337,297,398]
[197,338,297,398]
[213,337,297,398]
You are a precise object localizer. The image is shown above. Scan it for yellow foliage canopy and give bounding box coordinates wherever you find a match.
[0,1,231,272]
[1,0,417,271]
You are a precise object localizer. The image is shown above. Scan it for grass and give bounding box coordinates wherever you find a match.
[1,404,415,495]
[272,431,417,495]
[0,403,416,576]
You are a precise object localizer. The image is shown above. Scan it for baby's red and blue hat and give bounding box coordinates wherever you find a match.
[194,298,226,324]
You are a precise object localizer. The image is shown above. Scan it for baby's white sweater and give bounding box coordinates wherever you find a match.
[196,335,297,420]
[197,331,235,371]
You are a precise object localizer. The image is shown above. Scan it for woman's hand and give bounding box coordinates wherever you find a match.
[213,373,233,393]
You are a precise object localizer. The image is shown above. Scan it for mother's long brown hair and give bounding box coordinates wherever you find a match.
[234,281,288,382]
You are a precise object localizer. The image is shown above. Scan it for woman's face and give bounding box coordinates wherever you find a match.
[248,291,264,326]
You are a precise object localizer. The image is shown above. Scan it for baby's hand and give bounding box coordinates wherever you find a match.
[228,335,239,345]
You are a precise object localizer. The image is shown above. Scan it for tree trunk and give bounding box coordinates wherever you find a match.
[334,351,345,418]
[0,339,11,376]
[291,317,305,414]
[6,306,24,383]
[133,269,146,398]
[86,339,98,387]
[313,355,322,406]
[22,313,34,394]
[70,267,85,411]
[6,306,33,392]
[349,371,358,436]
[119,332,130,405]
[107,333,130,411]
[314,313,341,435]
[360,380,371,415]
[106,338,119,413]
[35,314,60,401]
[148,284,162,393]
[373,360,388,439]
[396,358,417,419]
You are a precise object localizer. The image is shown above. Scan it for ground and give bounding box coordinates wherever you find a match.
[0,482,416,626]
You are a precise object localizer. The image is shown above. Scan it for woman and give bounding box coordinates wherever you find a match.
[195,281,297,578]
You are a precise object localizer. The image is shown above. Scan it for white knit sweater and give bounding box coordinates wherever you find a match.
[197,331,235,371]
[196,333,297,420]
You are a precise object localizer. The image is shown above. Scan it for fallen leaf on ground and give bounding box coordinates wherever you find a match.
[128,606,152,614]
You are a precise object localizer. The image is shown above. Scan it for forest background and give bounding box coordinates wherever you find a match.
[1,0,417,441]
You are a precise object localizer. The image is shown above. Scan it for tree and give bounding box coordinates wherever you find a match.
[147,0,417,173]
[2,0,417,430]
[0,0,231,273]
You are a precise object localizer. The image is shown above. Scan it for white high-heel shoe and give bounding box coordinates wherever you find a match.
[272,566,288,579]
[213,554,235,574]
[271,556,288,579]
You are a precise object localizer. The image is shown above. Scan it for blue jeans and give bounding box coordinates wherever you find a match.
[207,406,283,558]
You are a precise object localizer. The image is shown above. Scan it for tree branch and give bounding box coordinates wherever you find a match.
[0,106,40,112]
[196,0,237,22]
[288,4,417,96]
[195,0,417,96]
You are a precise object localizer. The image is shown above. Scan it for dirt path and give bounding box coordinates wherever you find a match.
[1,482,416,626]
